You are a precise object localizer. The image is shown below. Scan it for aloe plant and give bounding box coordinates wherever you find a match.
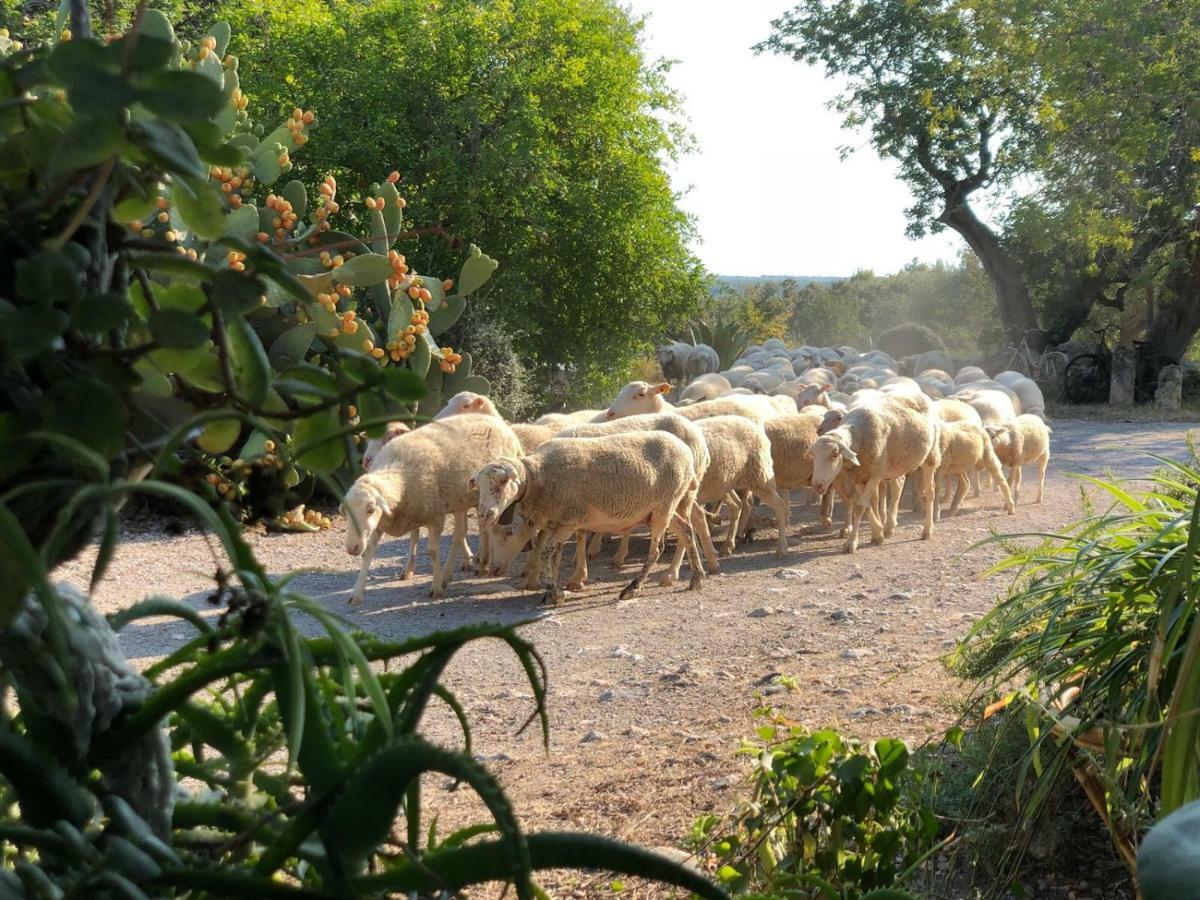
[688,318,751,369]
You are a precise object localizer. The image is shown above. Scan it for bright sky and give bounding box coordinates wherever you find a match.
[628,0,963,278]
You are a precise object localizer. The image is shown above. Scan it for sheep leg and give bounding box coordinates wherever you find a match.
[919,464,936,540]
[932,470,944,523]
[348,528,382,606]
[458,529,475,571]
[401,528,419,581]
[426,519,445,599]
[672,503,706,591]
[1036,453,1047,503]
[611,531,631,569]
[757,481,790,558]
[587,531,605,559]
[985,452,1015,514]
[436,511,467,595]
[523,529,550,590]
[733,490,755,545]
[692,501,721,575]
[541,525,574,605]
[819,487,835,530]
[718,492,741,556]
[620,511,668,601]
[883,478,902,537]
[567,529,589,591]
[1009,464,1022,503]
[949,473,970,516]
[843,483,875,553]
[971,469,981,498]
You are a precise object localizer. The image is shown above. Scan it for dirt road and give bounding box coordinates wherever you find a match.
[55,419,1196,892]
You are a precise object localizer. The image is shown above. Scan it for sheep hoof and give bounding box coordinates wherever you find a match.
[618,579,642,601]
[688,572,704,591]
[921,528,932,540]
[347,594,363,607]
[566,580,584,591]
[842,540,857,554]
[705,562,721,576]
[656,574,675,587]
[398,571,413,582]
[428,587,445,599]
[870,533,885,546]
[542,586,566,606]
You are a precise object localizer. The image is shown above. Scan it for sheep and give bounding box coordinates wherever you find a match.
[511,423,556,453]
[435,390,499,419]
[954,365,989,386]
[534,409,607,428]
[657,340,694,387]
[662,415,790,582]
[985,415,1052,504]
[806,390,938,553]
[684,343,721,381]
[604,380,787,424]
[361,421,410,471]
[680,372,732,404]
[934,420,1014,519]
[934,398,983,426]
[472,432,705,604]
[957,387,1018,426]
[343,415,524,603]
[764,409,832,528]
[915,350,953,375]
[554,413,718,579]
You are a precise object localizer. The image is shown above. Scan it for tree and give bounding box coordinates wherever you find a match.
[758,0,1044,346]
[206,0,706,401]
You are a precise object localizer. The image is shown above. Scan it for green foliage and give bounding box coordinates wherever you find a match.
[691,707,937,898]
[955,458,1200,877]
[210,0,707,397]
[0,10,727,899]
[704,256,998,357]
[875,323,943,359]
[688,317,750,370]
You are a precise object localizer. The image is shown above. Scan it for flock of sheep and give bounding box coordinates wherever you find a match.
[341,338,1052,607]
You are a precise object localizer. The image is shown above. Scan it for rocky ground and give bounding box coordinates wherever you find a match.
[56,419,1196,898]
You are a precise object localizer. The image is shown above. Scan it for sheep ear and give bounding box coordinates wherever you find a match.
[842,445,860,466]
[384,422,408,442]
[468,475,477,491]
[655,382,672,395]
[819,383,831,394]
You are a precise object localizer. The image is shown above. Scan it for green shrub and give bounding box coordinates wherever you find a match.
[955,461,1200,879]
[690,706,938,898]
[875,322,945,358]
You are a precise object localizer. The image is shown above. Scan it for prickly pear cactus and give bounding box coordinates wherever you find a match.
[110,16,500,474]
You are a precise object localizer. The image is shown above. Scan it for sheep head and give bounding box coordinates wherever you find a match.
[605,380,670,420]
[436,390,498,420]
[471,457,525,526]
[343,481,390,556]
[806,430,859,495]
[361,421,410,471]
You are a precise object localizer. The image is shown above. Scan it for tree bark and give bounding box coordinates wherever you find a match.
[1137,234,1200,396]
[938,199,1043,349]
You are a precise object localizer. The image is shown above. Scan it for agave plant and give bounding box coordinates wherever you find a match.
[688,318,750,369]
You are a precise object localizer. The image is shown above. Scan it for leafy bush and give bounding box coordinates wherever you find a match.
[0,7,727,898]
[875,322,945,358]
[690,706,938,898]
[444,304,535,420]
[955,461,1200,878]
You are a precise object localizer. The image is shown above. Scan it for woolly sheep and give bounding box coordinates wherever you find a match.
[361,421,410,471]
[344,415,524,602]
[657,341,694,386]
[684,343,721,381]
[605,380,788,423]
[764,409,832,528]
[534,409,607,428]
[806,390,938,553]
[661,415,789,582]
[986,414,1052,504]
[958,388,1018,425]
[915,350,953,375]
[435,391,499,419]
[934,420,1014,519]
[954,365,989,386]
[472,432,705,604]
[680,372,732,404]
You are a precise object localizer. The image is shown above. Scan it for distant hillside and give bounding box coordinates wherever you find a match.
[711,274,843,295]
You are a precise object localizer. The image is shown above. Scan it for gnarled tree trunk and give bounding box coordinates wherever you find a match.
[1138,235,1200,394]
[939,199,1043,349]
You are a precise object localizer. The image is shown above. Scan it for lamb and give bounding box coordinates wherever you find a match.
[343,415,524,603]
[662,415,790,583]
[472,432,705,605]
[934,420,1015,519]
[806,390,938,553]
[764,409,833,528]
[985,414,1052,504]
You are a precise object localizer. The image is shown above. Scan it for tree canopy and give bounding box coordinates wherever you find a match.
[763,0,1200,387]
[209,0,706,401]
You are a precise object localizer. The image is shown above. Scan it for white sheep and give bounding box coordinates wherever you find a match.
[764,409,833,528]
[534,409,607,428]
[604,380,789,423]
[343,415,524,603]
[986,414,1052,504]
[954,365,989,386]
[806,390,937,553]
[934,420,1014,519]
[472,432,705,604]
[657,340,694,388]
[661,415,789,583]
[680,372,733,404]
[361,421,410,471]
[685,343,721,381]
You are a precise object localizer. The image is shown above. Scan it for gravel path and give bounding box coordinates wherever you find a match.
[54,418,1197,894]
